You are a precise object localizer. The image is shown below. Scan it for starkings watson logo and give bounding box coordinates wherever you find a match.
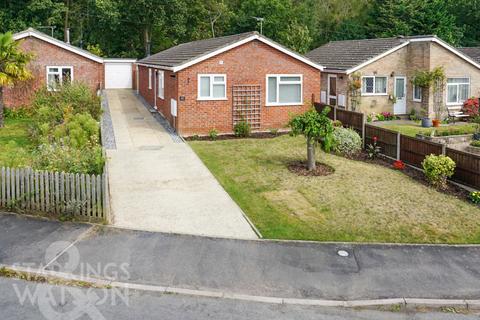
[11,241,130,320]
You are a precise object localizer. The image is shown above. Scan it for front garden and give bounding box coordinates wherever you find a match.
[190,105,480,244]
[0,83,104,174]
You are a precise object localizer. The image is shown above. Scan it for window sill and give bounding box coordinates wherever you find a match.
[412,99,422,102]
[361,93,388,97]
[266,102,302,107]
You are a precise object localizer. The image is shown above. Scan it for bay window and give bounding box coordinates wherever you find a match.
[198,74,226,100]
[362,76,387,95]
[266,75,303,106]
[447,78,470,105]
[47,66,73,91]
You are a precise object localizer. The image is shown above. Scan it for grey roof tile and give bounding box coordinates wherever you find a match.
[458,47,480,64]
[306,37,409,71]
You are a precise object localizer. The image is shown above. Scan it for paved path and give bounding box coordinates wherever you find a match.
[2,277,475,320]
[105,90,257,239]
[2,213,480,301]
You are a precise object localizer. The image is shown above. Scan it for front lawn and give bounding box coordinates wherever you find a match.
[190,135,480,243]
[0,118,35,167]
[375,121,477,137]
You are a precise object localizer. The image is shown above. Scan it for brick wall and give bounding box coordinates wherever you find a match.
[175,40,320,136]
[4,36,104,108]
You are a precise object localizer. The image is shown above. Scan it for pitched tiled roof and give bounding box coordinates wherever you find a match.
[458,47,480,64]
[306,37,408,71]
[139,32,258,68]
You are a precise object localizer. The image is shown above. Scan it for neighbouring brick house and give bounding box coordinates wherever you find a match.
[306,35,480,118]
[6,28,136,108]
[136,32,323,136]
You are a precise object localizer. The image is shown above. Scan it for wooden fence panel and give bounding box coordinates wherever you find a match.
[364,124,398,159]
[336,109,365,136]
[0,167,108,220]
[400,135,443,168]
[446,148,480,189]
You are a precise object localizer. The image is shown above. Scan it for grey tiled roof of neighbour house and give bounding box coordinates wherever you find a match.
[138,32,260,68]
[457,47,480,64]
[306,37,410,71]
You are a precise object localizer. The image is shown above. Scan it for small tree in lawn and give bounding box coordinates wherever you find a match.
[289,107,334,171]
[0,32,33,127]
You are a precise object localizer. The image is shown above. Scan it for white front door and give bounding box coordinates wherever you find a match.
[327,75,337,106]
[394,76,406,114]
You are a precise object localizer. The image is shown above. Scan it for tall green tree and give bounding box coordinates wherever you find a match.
[0,32,33,127]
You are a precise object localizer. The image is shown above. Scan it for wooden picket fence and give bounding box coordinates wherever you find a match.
[0,167,110,221]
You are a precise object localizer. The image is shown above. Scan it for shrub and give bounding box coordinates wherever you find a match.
[422,154,455,189]
[332,120,343,127]
[471,140,480,148]
[269,128,279,136]
[4,107,31,120]
[32,143,105,175]
[53,113,100,148]
[234,120,251,137]
[208,129,218,140]
[332,127,362,157]
[366,136,381,159]
[470,191,480,205]
[463,97,479,117]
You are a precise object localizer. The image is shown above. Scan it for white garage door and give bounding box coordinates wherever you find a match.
[105,62,133,89]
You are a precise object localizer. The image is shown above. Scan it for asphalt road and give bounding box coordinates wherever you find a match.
[0,277,476,320]
[2,212,480,300]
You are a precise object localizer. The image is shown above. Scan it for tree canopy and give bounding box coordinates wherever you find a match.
[0,0,478,58]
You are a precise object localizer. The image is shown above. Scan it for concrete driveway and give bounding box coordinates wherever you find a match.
[104,90,257,239]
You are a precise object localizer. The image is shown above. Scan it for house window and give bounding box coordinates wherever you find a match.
[361,76,387,95]
[47,66,73,91]
[148,69,152,89]
[158,71,164,99]
[266,75,303,106]
[413,85,422,102]
[198,74,226,100]
[447,78,470,105]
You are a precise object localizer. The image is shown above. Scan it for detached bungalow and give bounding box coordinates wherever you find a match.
[136,32,323,136]
[306,35,480,118]
[6,28,136,108]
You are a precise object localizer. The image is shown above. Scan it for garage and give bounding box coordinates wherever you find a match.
[104,59,136,89]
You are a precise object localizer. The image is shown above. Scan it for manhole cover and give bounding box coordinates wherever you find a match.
[337,250,349,257]
[133,117,145,120]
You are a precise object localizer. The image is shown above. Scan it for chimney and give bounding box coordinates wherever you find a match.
[66,28,70,44]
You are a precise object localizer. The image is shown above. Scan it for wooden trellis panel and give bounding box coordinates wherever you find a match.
[232,85,261,130]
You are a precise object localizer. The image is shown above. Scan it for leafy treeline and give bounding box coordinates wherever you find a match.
[1,0,479,57]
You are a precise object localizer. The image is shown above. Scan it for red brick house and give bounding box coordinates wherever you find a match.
[6,28,136,108]
[136,32,324,136]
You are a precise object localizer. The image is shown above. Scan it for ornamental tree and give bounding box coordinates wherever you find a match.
[0,32,33,127]
[289,107,334,171]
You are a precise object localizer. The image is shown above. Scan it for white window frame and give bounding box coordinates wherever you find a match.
[446,77,470,105]
[266,74,303,106]
[148,68,152,90]
[361,76,388,96]
[197,74,227,100]
[412,84,422,102]
[46,66,73,91]
[157,70,164,99]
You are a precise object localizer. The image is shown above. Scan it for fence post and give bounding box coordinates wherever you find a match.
[396,132,401,160]
[441,144,446,155]
[333,107,337,121]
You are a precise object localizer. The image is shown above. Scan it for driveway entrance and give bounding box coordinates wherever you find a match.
[105,90,257,239]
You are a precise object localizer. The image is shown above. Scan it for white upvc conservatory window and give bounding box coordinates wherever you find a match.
[413,85,422,102]
[47,66,73,91]
[266,75,303,106]
[361,76,387,95]
[446,78,470,105]
[158,70,164,99]
[198,74,226,100]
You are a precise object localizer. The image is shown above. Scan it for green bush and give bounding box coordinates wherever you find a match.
[471,140,480,148]
[422,154,456,189]
[470,191,480,204]
[208,129,218,141]
[332,127,362,157]
[234,120,251,137]
[53,113,100,148]
[33,143,105,175]
[4,107,31,120]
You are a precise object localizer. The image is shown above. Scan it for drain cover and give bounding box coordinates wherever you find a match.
[337,250,349,257]
[133,117,145,120]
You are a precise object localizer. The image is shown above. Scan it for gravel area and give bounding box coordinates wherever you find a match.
[100,91,117,150]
